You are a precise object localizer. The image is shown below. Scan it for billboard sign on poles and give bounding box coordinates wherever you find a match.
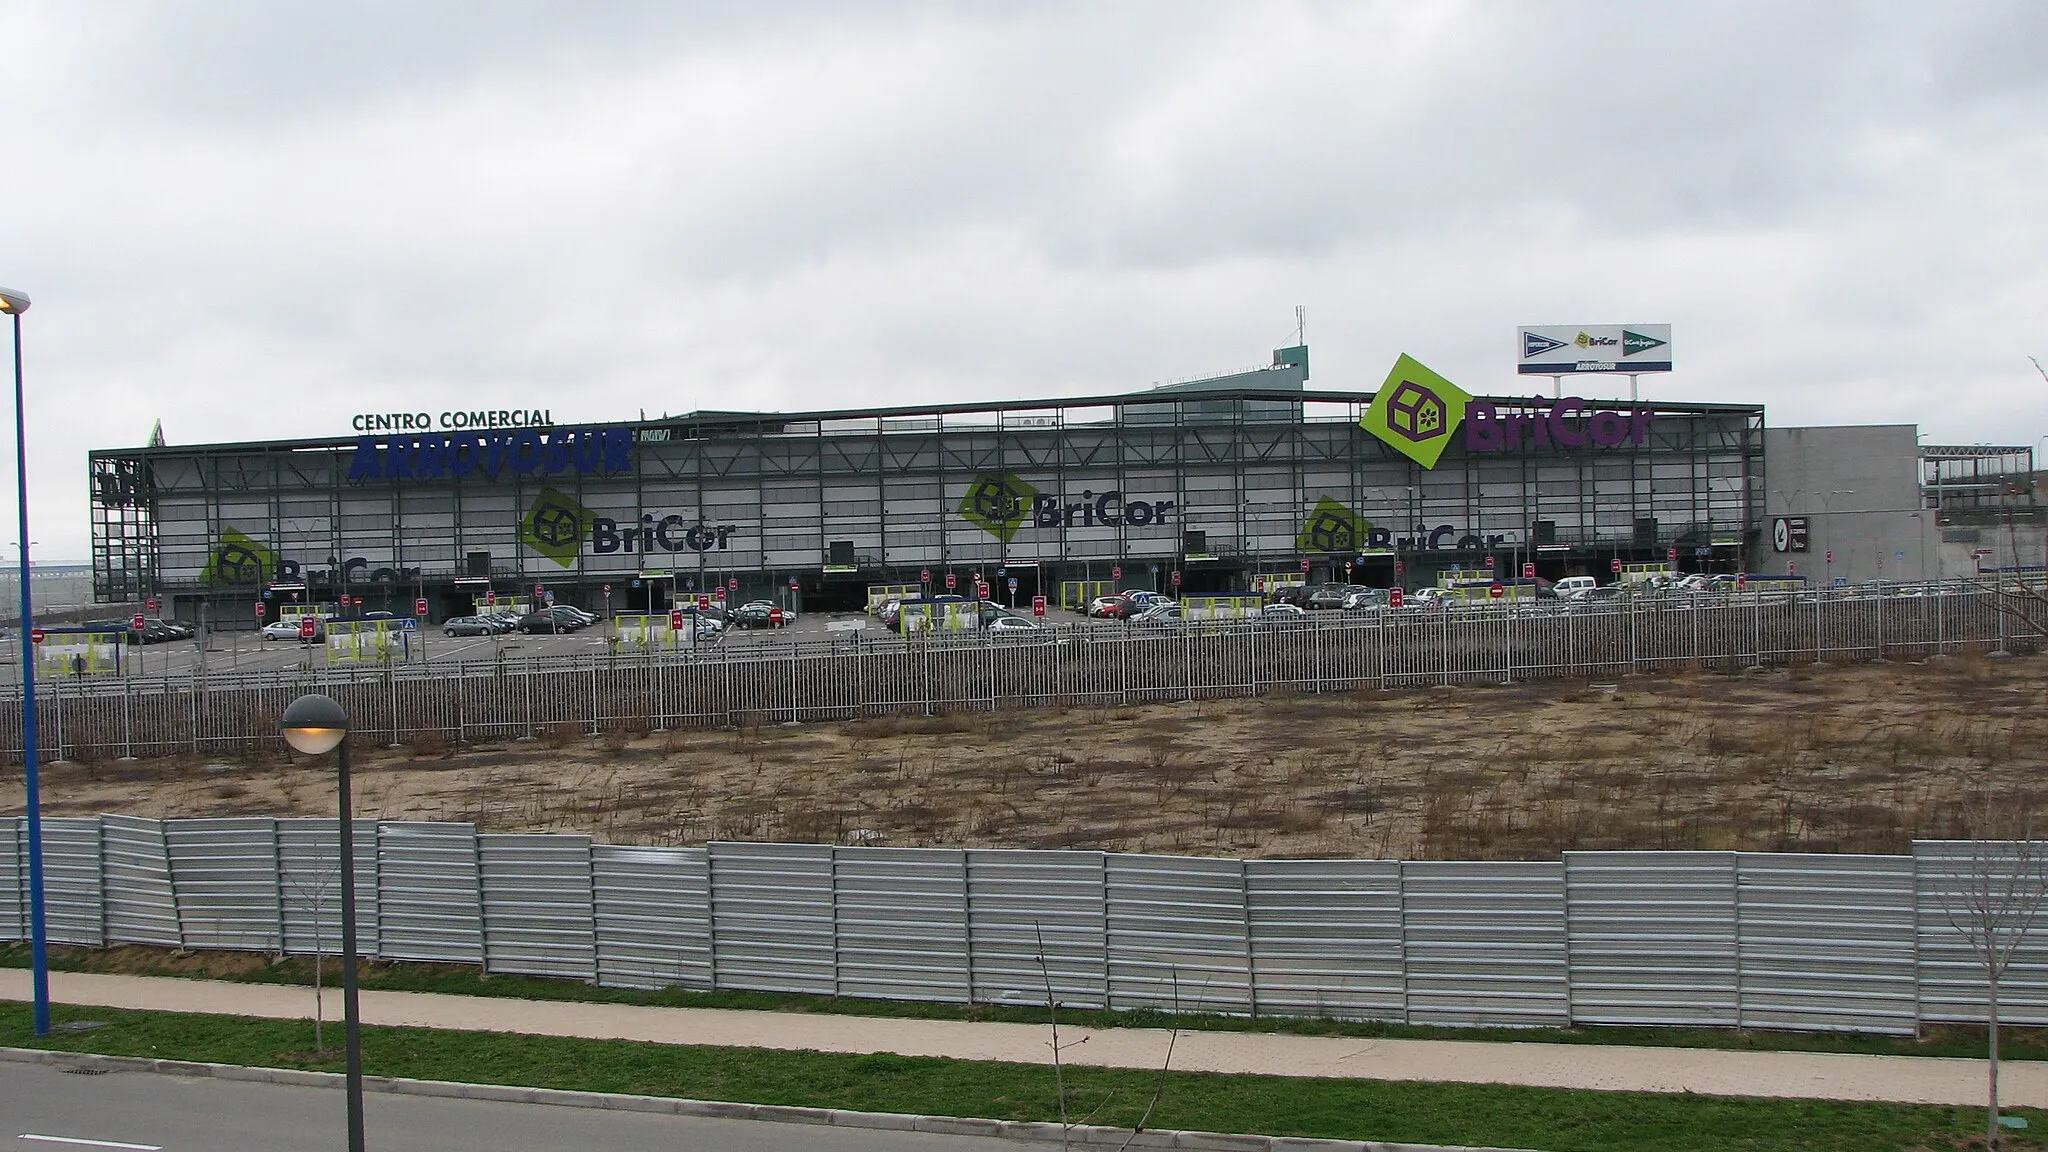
[1518,325,1672,374]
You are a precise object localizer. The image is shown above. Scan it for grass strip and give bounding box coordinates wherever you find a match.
[0,1000,2039,1152]
[6,941,2042,1065]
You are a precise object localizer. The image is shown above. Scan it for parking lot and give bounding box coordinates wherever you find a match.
[0,579,1974,686]
[2,604,1112,680]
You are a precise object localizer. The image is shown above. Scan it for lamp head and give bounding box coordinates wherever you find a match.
[0,288,27,316]
[280,693,349,755]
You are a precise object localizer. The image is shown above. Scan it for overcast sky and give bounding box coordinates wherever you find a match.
[2,2,2044,562]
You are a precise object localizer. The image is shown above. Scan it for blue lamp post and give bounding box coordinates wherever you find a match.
[1,286,47,1037]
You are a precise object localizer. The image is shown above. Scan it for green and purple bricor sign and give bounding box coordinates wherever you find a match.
[1360,354,1656,470]
[346,426,636,482]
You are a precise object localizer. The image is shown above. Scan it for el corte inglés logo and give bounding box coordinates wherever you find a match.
[1360,355,1472,469]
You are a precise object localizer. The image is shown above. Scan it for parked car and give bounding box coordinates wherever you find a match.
[1267,583,1314,608]
[733,602,791,628]
[1552,576,1597,600]
[92,617,183,644]
[1119,590,1170,611]
[261,617,322,641]
[985,615,1046,634]
[442,615,499,637]
[516,607,587,633]
[1255,602,1309,627]
[147,618,195,640]
[1085,595,1131,619]
[1572,585,1629,610]
[1341,588,1388,611]
[1129,603,1186,627]
[1304,583,1356,610]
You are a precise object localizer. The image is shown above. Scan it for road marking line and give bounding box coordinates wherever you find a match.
[20,1136,164,1150]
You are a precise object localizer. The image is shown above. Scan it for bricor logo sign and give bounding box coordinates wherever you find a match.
[520,486,591,568]
[1031,490,1173,529]
[1464,398,1655,450]
[1360,355,1472,469]
[590,515,738,554]
[958,473,1037,543]
[1297,497,1369,553]
[958,473,1176,540]
[201,528,277,586]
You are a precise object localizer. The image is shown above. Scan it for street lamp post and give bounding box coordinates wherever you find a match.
[2,287,49,1038]
[280,693,365,1152]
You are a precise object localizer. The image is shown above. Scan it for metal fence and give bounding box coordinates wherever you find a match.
[5,816,2047,1036]
[0,586,2027,762]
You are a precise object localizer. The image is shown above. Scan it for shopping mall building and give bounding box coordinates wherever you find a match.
[86,342,2039,620]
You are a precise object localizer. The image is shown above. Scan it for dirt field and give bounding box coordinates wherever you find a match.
[8,652,2046,860]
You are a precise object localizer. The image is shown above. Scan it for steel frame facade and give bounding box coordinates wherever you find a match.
[90,387,1765,609]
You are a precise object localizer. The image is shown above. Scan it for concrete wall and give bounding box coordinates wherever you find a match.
[1762,426,1938,582]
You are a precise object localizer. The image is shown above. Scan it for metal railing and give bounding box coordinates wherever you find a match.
[3,817,2041,1036]
[0,585,2029,762]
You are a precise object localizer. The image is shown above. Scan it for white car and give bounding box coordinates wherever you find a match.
[985,615,1045,633]
[262,618,321,640]
[1552,576,1597,600]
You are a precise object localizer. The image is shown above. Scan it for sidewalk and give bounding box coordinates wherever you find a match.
[4,968,2039,1107]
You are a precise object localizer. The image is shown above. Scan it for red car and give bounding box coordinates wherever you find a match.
[1086,596,1130,619]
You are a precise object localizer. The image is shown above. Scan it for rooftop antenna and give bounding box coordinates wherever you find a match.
[1293,305,1305,346]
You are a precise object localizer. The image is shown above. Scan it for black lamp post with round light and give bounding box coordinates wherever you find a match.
[279,692,365,1152]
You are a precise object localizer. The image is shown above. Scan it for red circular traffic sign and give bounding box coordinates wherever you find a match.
[1490,583,1505,599]
[1111,566,1122,580]
[920,568,931,583]
[602,583,611,595]
[728,578,738,590]
[769,608,784,625]
[790,577,799,589]
[1299,559,1310,573]
[533,584,544,597]
[29,627,44,645]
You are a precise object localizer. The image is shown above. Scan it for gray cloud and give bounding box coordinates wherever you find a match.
[0,1,2044,562]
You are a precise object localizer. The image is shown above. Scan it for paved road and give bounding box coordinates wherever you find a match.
[4,969,2041,1107]
[0,1062,1023,1152]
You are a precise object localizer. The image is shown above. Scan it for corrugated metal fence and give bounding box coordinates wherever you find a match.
[0,586,2026,763]
[4,816,2045,1036]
